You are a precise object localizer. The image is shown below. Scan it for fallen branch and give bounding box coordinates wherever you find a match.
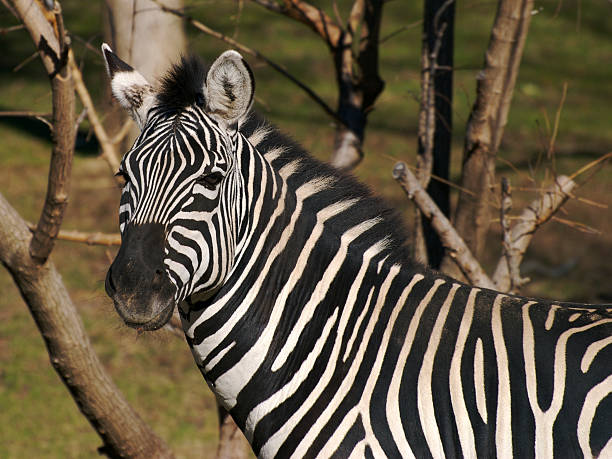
[492,175,577,291]
[393,161,495,289]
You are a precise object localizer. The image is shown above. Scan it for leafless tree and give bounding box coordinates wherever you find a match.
[1,1,173,457]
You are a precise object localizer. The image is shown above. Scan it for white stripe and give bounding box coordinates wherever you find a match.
[244,308,339,441]
[581,335,612,373]
[205,341,235,372]
[386,275,436,458]
[492,294,512,459]
[272,215,378,371]
[545,304,559,330]
[577,373,612,459]
[283,265,402,459]
[449,288,480,459]
[474,338,487,424]
[212,186,350,408]
[417,283,460,459]
[523,305,612,459]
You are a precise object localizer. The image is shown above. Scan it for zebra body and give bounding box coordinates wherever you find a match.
[102,46,612,458]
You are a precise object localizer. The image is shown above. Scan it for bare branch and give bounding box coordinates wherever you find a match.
[499,177,529,293]
[0,193,174,458]
[152,0,342,126]
[0,110,53,130]
[0,23,24,33]
[12,0,76,264]
[69,55,122,177]
[492,175,577,291]
[393,162,495,289]
[261,0,342,47]
[26,222,121,246]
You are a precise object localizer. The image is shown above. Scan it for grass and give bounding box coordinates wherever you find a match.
[0,0,611,457]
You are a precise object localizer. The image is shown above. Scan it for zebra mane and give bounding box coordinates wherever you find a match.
[239,112,418,269]
[157,55,208,112]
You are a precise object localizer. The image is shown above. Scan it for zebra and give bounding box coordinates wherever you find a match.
[102,44,612,458]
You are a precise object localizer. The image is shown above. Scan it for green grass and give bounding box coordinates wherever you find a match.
[1,0,611,457]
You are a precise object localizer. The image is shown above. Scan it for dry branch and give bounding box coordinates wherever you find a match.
[6,0,174,455]
[498,177,528,293]
[26,222,121,246]
[252,0,342,46]
[152,0,341,126]
[393,162,495,289]
[12,0,75,265]
[69,56,122,177]
[0,193,174,458]
[249,0,384,170]
[492,175,577,292]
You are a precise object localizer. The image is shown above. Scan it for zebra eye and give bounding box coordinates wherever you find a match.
[196,171,224,190]
[115,170,129,187]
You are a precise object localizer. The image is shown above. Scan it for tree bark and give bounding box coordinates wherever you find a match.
[216,406,251,459]
[0,193,174,458]
[103,0,187,145]
[440,0,534,277]
[416,0,454,269]
[330,0,384,170]
[251,0,385,171]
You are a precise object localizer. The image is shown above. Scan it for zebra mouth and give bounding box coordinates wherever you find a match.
[119,301,175,332]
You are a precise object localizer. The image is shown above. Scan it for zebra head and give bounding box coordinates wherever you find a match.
[102,45,254,330]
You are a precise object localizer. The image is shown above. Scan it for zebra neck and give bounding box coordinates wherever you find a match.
[182,166,399,436]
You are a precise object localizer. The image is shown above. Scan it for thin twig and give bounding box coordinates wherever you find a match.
[13,51,38,72]
[499,177,529,293]
[0,23,24,33]
[568,151,612,181]
[379,20,422,43]
[69,54,122,178]
[0,110,53,130]
[492,175,577,291]
[110,119,134,145]
[74,107,88,134]
[546,81,568,173]
[27,222,121,246]
[152,0,344,128]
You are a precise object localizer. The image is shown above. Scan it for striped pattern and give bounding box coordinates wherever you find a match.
[114,82,612,457]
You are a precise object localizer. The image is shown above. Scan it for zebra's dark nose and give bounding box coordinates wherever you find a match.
[106,223,177,330]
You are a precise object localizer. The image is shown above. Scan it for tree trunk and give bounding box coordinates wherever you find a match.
[0,193,174,458]
[440,0,534,278]
[416,0,454,269]
[103,0,187,146]
[216,406,251,459]
[330,0,385,171]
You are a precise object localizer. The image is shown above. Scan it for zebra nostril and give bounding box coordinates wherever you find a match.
[105,268,117,297]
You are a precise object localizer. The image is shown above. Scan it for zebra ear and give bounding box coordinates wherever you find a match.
[101,43,156,129]
[205,50,254,127]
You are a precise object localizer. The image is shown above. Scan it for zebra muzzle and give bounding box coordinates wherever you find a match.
[105,223,177,331]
